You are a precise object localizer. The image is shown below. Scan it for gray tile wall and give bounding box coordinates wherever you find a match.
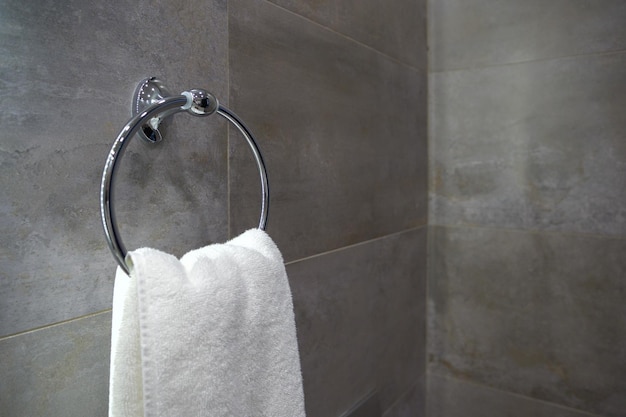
[428,1,626,417]
[0,0,427,416]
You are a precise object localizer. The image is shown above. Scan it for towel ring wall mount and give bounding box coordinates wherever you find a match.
[101,77,269,274]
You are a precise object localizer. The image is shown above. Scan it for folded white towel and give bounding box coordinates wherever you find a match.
[109,229,306,417]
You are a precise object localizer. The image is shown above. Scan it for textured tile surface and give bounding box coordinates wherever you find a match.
[339,391,381,417]
[268,0,426,69]
[383,379,425,417]
[0,0,228,336]
[229,0,427,261]
[429,52,626,235]
[289,227,427,417]
[427,374,601,417]
[0,312,111,417]
[0,0,428,415]
[429,0,626,71]
[428,226,626,417]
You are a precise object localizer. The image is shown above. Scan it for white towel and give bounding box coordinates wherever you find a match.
[108,229,306,417]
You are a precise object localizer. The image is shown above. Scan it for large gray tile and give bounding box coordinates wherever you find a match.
[428,226,626,417]
[429,0,626,71]
[0,312,111,417]
[268,0,426,69]
[0,0,228,336]
[429,52,626,236]
[229,0,427,261]
[288,227,427,417]
[427,374,600,417]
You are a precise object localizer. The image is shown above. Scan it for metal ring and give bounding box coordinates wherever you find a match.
[100,95,269,274]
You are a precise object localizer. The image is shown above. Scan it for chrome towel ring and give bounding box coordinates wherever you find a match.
[100,77,269,274]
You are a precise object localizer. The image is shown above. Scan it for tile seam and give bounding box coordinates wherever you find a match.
[285,225,428,266]
[429,47,626,74]
[2,226,428,339]
[381,377,422,417]
[226,0,232,239]
[428,222,626,242]
[428,372,606,417]
[0,309,112,342]
[258,0,424,74]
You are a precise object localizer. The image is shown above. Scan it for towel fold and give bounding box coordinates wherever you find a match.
[109,229,306,417]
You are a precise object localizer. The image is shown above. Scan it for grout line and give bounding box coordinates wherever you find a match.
[424,0,434,389]
[381,377,422,417]
[4,226,428,339]
[0,309,112,342]
[424,205,433,412]
[424,0,431,229]
[428,372,605,417]
[428,221,626,242]
[226,0,232,240]
[4,226,428,340]
[429,47,626,74]
[258,0,424,74]
[284,225,428,266]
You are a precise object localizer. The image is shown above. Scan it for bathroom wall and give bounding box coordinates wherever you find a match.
[0,1,427,416]
[427,1,626,417]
